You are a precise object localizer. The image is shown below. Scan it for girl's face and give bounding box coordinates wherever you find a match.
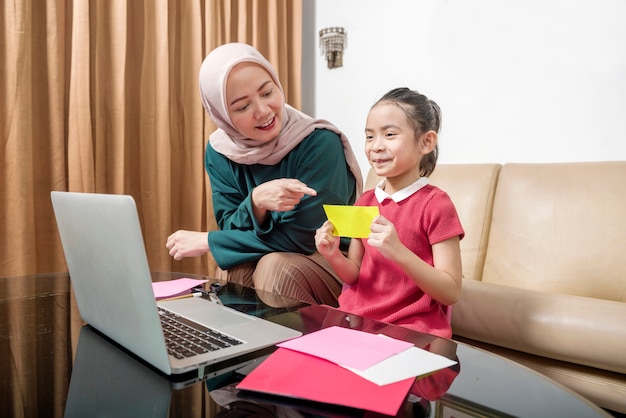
[365,102,431,192]
[225,62,284,142]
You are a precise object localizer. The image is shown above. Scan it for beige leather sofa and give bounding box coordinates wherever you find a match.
[365,162,626,413]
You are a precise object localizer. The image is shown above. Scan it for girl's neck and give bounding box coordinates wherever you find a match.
[383,173,421,195]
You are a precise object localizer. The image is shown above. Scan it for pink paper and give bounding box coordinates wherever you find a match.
[277,325,413,370]
[151,278,208,300]
[237,347,415,416]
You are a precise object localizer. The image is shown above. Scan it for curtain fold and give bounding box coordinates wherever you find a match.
[0,1,302,416]
[1,0,302,279]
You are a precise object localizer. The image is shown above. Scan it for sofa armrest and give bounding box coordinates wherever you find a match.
[451,279,626,374]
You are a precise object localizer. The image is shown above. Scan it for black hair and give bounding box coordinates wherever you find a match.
[373,87,441,177]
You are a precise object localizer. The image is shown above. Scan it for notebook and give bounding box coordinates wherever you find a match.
[51,191,301,375]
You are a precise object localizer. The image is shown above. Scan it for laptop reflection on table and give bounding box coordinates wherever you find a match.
[64,325,272,418]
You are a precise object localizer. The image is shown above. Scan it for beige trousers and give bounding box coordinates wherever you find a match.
[215,252,343,307]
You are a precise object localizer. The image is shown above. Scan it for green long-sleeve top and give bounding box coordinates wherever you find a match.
[206,128,357,269]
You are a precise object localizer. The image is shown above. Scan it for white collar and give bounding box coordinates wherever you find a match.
[374,176,430,203]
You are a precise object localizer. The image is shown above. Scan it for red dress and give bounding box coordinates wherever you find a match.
[338,184,464,338]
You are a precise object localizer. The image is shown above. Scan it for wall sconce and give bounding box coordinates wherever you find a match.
[319,27,347,69]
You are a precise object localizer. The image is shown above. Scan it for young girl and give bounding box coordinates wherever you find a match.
[315,87,464,338]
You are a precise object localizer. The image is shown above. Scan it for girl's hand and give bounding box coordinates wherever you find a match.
[315,220,341,258]
[252,178,317,213]
[367,215,404,260]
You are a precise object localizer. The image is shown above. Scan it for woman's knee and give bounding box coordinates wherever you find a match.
[252,252,341,305]
[254,253,299,287]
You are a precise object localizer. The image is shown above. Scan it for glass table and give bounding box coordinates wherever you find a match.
[0,272,611,417]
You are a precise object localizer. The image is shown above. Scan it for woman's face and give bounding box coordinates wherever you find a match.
[225,62,284,142]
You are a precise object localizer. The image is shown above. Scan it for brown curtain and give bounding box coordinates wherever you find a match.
[1,0,302,279]
[0,1,302,417]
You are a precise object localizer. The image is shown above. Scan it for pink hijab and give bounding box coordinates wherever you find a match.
[198,43,363,195]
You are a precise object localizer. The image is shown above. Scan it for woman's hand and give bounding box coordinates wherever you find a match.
[251,179,317,222]
[252,178,317,213]
[315,220,341,258]
[166,230,210,260]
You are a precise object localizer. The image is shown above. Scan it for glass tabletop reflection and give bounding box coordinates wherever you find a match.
[0,272,610,418]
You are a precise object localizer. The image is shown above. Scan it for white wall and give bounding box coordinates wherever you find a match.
[304,0,626,180]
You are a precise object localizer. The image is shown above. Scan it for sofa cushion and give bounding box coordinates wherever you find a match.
[452,279,626,374]
[481,162,626,302]
[429,164,501,282]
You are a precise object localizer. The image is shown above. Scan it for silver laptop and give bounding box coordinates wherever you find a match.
[51,191,301,376]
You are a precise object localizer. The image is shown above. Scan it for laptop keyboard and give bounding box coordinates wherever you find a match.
[158,307,243,359]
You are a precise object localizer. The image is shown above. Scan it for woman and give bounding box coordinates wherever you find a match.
[166,43,362,305]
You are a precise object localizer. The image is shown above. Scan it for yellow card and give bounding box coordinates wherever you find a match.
[323,205,379,238]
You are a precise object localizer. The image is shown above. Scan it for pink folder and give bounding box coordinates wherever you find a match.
[236,347,415,416]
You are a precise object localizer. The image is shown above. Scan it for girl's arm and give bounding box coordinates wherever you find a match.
[315,221,363,285]
[335,237,365,285]
[396,236,462,305]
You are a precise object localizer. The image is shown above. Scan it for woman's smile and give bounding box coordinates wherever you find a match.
[257,116,276,130]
